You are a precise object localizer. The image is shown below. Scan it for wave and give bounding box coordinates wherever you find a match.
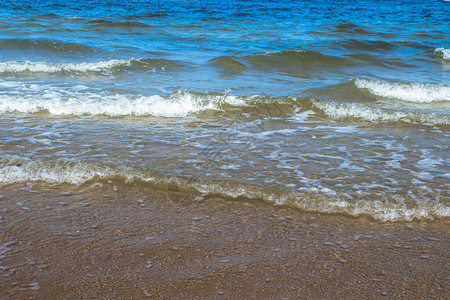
[0,157,448,222]
[355,78,450,103]
[246,49,354,73]
[0,58,183,74]
[342,39,396,51]
[0,91,244,117]
[310,99,449,125]
[209,56,247,72]
[0,38,95,54]
[0,88,447,125]
[347,53,417,69]
[333,22,370,34]
[434,47,450,60]
[86,19,152,28]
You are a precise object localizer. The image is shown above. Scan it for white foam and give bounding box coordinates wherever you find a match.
[355,78,450,103]
[0,91,242,117]
[291,110,315,123]
[0,59,135,73]
[434,48,450,60]
[312,99,449,125]
[191,181,449,222]
[0,158,154,186]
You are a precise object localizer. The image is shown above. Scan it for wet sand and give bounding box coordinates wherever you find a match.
[0,181,448,299]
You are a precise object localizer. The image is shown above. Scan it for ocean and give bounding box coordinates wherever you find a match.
[0,0,449,222]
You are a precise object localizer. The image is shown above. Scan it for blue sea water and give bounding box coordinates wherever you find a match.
[0,0,449,221]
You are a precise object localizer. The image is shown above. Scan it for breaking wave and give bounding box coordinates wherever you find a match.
[434,47,450,60]
[0,91,244,117]
[0,58,183,73]
[0,88,448,125]
[355,78,450,103]
[310,99,449,125]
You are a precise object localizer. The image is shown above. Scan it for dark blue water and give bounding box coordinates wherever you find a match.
[0,0,449,221]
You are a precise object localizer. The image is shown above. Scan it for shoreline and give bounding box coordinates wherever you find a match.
[0,182,448,299]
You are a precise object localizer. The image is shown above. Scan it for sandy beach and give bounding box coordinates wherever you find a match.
[0,181,448,299]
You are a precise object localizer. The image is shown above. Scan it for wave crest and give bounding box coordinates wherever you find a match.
[355,78,450,103]
[434,47,450,60]
[0,58,183,73]
[311,99,449,125]
[0,91,244,117]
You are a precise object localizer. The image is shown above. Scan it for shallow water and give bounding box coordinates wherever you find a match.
[0,0,449,221]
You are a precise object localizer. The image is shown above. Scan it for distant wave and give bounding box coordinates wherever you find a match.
[0,58,184,73]
[334,22,370,34]
[86,19,152,28]
[342,39,396,51]
[0,38,95,53]
[355,78,450,103]
[1,156,448,222]
[434,47,450,60]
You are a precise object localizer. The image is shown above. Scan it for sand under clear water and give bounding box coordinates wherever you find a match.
[0,182,448,299]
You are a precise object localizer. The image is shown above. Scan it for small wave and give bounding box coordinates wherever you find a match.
[0,38,95,54]
[209,56,247,72]
[342,39,396,51]
[355,78,450,103]
[0,91,244,117]
[87,19,151,28]
[434,47,450,60]
[334,22,370,34]
[1,158,448,222]
[311,99,449,125]
[347,53,416,69]
[247,49,354,72]
[0,58,182,74]
[0,159,123,186]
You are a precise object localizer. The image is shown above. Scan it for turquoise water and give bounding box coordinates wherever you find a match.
[0,0,449,221]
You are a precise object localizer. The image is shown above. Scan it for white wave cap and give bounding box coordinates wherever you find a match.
[312,99,449,125]
[355,78,450,103]
[0,158,154,186]
[0,161,115,185]
[434,48,450,60]
[0,59,135,73]
[0,91,242,117]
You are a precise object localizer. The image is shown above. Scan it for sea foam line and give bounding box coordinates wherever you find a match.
[0,59,136,73]
[355,78,450,103]
[1,158,448,222]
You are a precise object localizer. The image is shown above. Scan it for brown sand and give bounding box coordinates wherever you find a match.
[0,181,448,299]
